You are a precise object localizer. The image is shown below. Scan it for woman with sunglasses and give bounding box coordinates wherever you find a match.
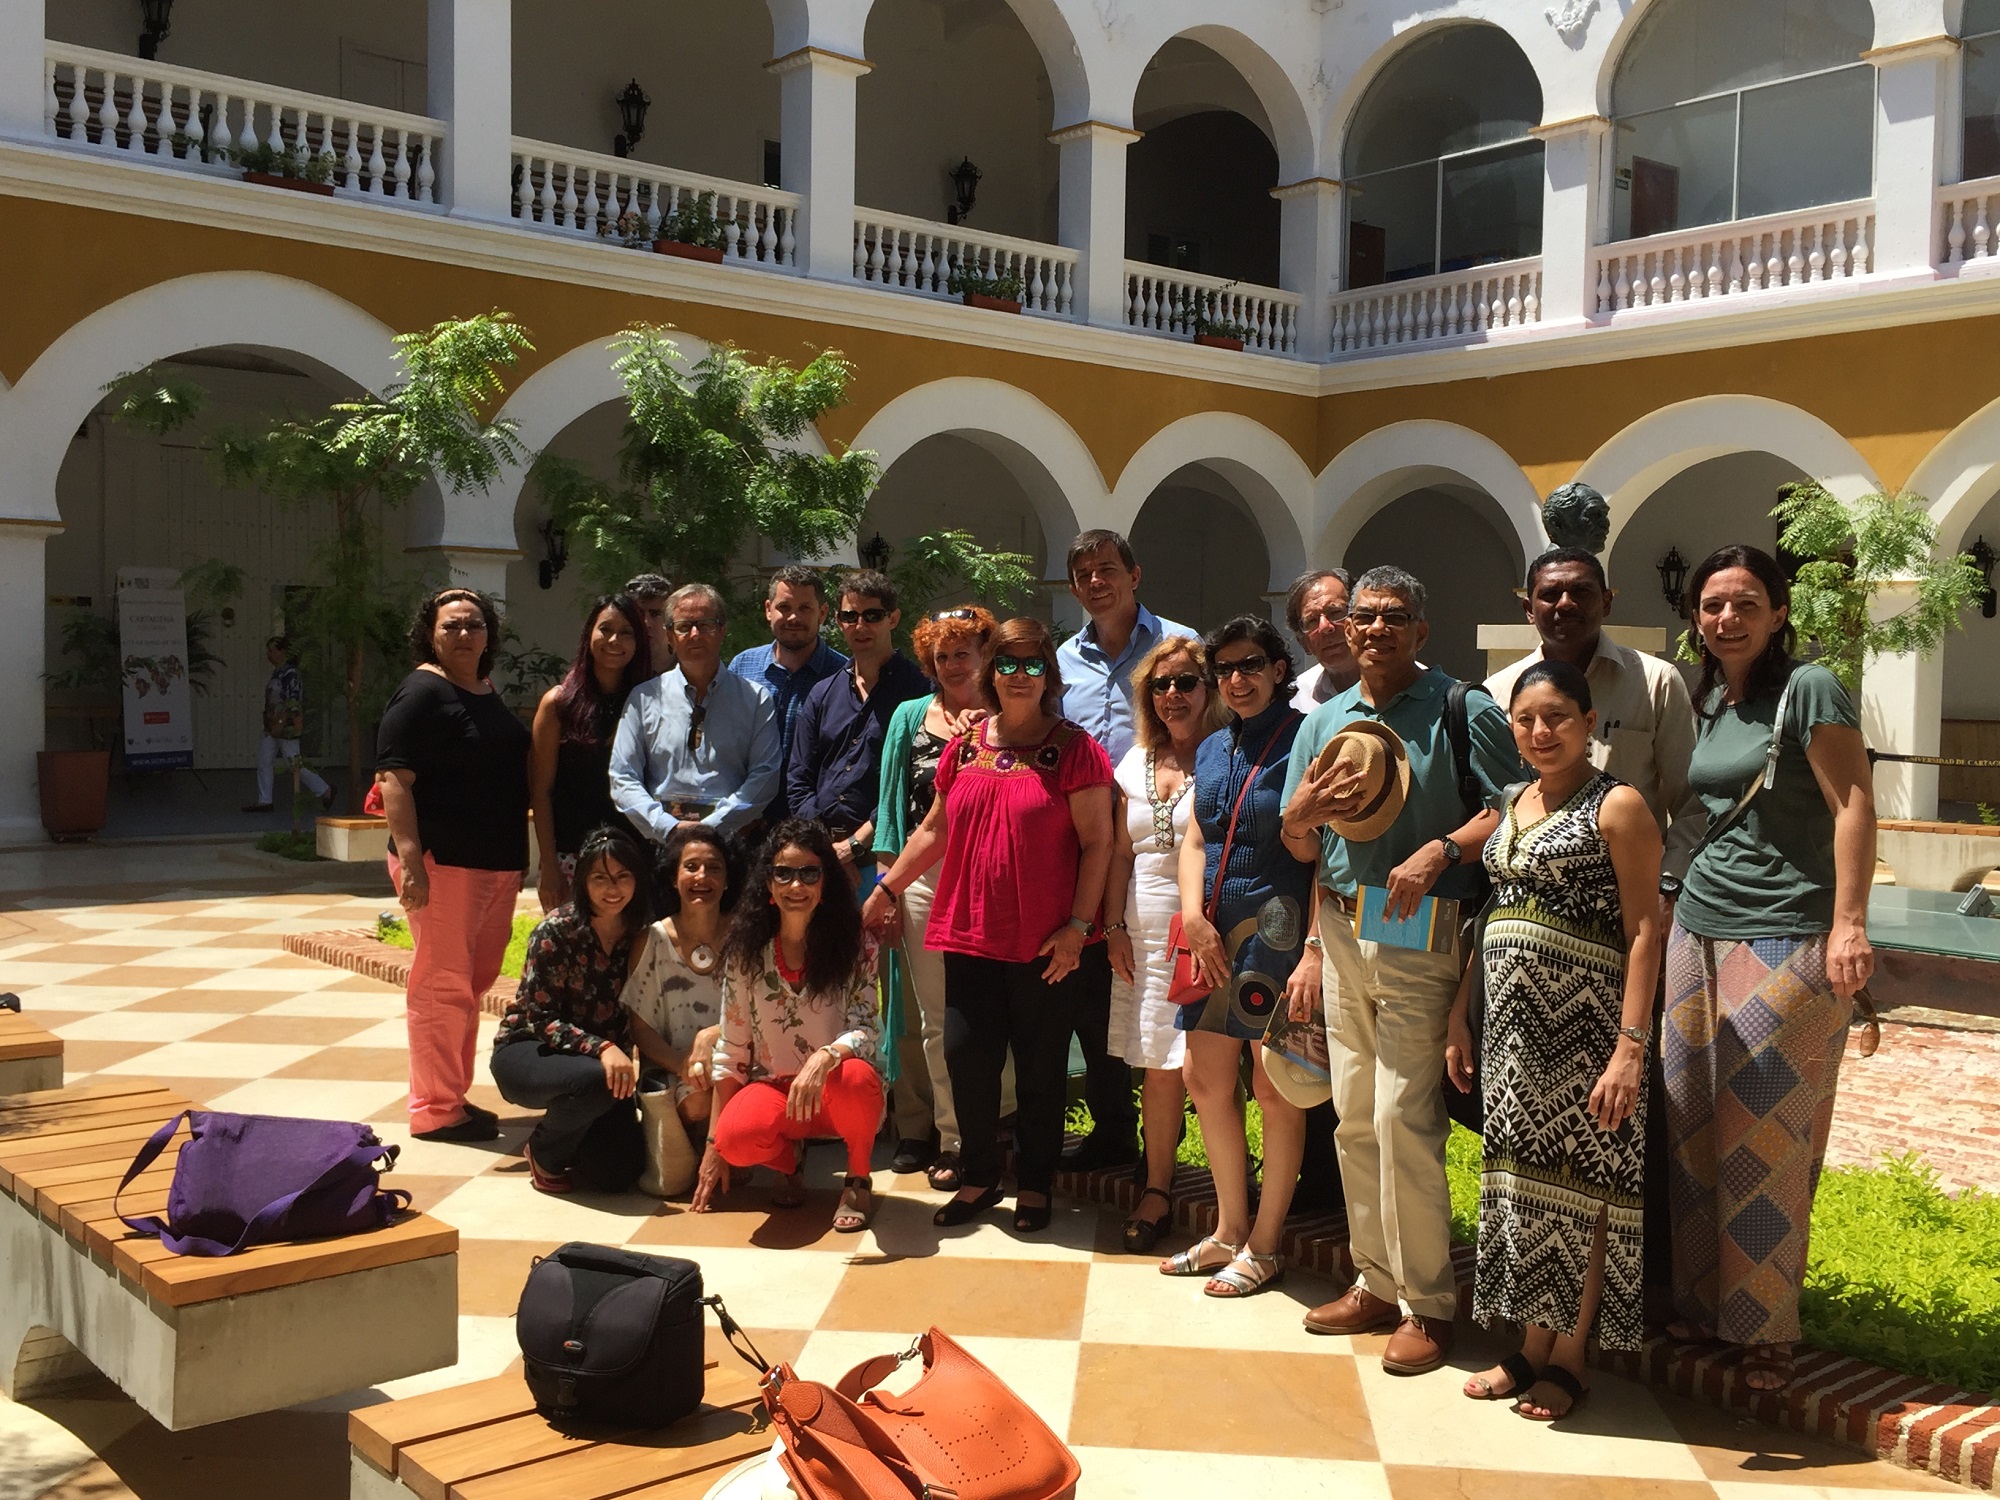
[696,819,884,1232]
[872,605,998,1189]
[1105,634,1227,1252]
[865,617,1117,1233]
[1165,616,1315,1297]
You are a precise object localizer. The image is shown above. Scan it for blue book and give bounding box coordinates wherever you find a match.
[1354,885,1461,953]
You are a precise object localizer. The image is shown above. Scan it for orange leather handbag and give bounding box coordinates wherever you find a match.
[760,1327,1080,1500]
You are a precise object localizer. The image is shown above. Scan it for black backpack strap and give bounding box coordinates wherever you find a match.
[1445,681,1483,820]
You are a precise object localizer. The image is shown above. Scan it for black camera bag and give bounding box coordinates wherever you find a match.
[515,1242,705,1428]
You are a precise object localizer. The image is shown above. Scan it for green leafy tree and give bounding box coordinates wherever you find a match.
[109,314,534,807]
[881,530,1037,646]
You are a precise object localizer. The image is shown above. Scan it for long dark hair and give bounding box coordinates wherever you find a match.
[719,819,863,994]
[1203,615,1295,710]
[571,826,655,944]
[654,823,745,917]
[409,587,501,680]
[555,594,652,744]
[1685,545,1797,719]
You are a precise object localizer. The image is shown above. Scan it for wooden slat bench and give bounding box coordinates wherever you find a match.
[0,1011,63,1094]
[348,1347,772,1500]
[0,1080,460,1429]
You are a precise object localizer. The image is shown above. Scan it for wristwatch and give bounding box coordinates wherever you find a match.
[1439,836,1463,865]
[1658,873,1684,900]
[1619,1025,1650,1048]
[1067,916,1092,935]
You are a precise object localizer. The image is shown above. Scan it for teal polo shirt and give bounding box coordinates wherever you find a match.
[1281,666,1520,902]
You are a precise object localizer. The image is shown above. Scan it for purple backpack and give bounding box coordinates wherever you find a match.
[115,1110,412,1257]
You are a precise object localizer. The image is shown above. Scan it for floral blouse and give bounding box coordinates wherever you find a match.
[711,937,881,1086]
[494,906,636,1058]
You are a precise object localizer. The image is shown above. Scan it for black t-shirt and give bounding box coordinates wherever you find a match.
[375,669,531,871]
[550,689,639,855]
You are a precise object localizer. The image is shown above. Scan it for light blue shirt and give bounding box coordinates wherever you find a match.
[610,667,780,841]
[1056,603,1196,763]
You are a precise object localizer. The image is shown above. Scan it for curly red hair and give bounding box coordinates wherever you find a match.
[910,605,997,677]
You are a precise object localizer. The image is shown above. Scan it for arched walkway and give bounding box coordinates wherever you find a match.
[1314,420,1545,566]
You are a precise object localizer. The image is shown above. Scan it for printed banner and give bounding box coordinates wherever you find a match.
[116,568,194,772]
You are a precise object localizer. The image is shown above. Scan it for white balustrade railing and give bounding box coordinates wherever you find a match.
[1330,259,1542,354]
[852,210,1076,318]
[511,140,799,269]
[45,43,440,204]
[1939,176,2000,268]
[1123,265,1300,355]
[1594,200,1875,313]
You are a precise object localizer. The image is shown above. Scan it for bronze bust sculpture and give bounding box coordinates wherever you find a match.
[1542,481,1610,554]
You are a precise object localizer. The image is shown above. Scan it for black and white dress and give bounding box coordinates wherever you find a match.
[1474,771,1645,1351]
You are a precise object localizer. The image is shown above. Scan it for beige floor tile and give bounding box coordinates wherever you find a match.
[820,1256,1091,1339]
[1080,1259,1352,1350]
[123,989,299,1014]
[329,1016,430,1049]
[1072,1447,1394,1500]
[45,912,172,931]
[269,1045,414,1081]
[53,1011,240,1042]
[191,1014,378,1046]
[427,1172,663,1244]
[0,939,56,958]
[641,1243,852,1329]
[1707,1483,1967,1498]
[1660,1389,1966,1490]
[260,992,407,1019]
[455,1238,566,1317]
[1384,1467,1717,1500]
[62,929,237,949]
[11,985,168,1013]
[1070,1344,1377,1459]
[369,1123,515,1177]
[3,963,114,984]
[128,947,295,970]
[204,1077,410,1121]
[861,1187,1106,1263]
[55,1039,166,1074]
[185,967,355,992]
[97,1039,320,1079]
[631,1190,863,1252]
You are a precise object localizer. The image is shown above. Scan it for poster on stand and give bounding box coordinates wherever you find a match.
[116,568,194,772]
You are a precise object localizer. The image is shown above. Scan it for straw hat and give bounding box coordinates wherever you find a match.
[1263,1043,1332,1110]
[1309,719,1411,842]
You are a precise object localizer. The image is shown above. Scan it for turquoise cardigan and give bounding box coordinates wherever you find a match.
[871,693,940,1083]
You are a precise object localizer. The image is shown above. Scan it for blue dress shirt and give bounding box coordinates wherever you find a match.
[728,639,849,819]
[610,667,780,841]
[1057,603,1196,764]
[787,652,931,834]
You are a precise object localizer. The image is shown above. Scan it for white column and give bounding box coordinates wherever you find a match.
[1052,121,1141,329]
[1530,114,1610,326]
[408,546,518,605]
[1862,582,1942,820]
[1868,37,1959,277]
[769,47,870,283]
[1273,178,1340,359]
[0,0,41,142]
[427,0,515,222]
[0,522,56,844]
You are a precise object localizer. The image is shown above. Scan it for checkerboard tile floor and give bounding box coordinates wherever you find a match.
[0,880,1967,1500]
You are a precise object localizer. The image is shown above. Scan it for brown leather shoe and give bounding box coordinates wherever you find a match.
[1381,1314,1455,1375]
[1303,1284,1401,1337]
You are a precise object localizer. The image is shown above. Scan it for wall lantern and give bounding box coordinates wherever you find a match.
[538,520,569,591]
[137,0,175,60]
[1972,535,1997,619]
[1656,545,1689,614]
[859,532,892,573]
[946,157,982,226]
[613,79,651,159]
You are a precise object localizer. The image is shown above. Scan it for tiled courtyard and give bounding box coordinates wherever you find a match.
[0,847,1969,1499]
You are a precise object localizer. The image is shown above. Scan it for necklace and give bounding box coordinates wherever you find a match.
[1145,747,1193,851]
[774,939,806,988]
[668,919,718,975]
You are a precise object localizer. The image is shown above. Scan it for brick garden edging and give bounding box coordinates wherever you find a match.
[1053,1157,1999,1492]
[284,928,515,1011]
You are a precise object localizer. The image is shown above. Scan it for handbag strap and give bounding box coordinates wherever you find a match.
[114,1109,194,1238]
[1693,669,1800,858]
[1203,711,1300,920]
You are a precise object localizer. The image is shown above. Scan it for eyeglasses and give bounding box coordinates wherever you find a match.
[671,618,724,637]
[1349,609,1416,631]
[930,608,977,622]
[1298,609,1348,632]
[1148,673,1204,695]
[992,655,1049,678]
[436,620,488,636]
[836,607,890,625]
[1212,655,1270,679]
[770,863,824,886]
[687,703,707,755]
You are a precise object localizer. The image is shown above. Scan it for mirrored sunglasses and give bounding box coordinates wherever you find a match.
[992,655,1049,677]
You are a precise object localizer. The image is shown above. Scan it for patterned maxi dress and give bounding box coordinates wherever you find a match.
[1475,771,1646,1351]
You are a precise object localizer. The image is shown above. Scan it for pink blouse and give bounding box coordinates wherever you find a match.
[924,719,1114,964]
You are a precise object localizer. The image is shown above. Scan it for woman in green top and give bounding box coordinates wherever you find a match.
[1665,546,1876,1393]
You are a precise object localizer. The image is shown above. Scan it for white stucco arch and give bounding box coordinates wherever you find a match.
[1573,395,1882,556]
[1907,395,2000,554]
[1107,21,1322,180]
[0,272,398,525]
[1315,419,1545,567]
[1108,413,1312,590]
[1323,15,1552,174]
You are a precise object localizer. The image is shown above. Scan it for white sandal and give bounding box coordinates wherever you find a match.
[1204,1249,1285,1298]
[1160,1234,1241,1277]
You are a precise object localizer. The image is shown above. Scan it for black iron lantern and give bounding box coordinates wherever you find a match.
[538,519,569,591]
[859,532,892,573]
[137,0,175,60]
[1656,545,1689,614]
[1973,535,1997,619]
[946,157,982,226]
[613,79,651,159]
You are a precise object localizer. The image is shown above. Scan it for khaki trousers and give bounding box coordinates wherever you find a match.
[1320,896,1460,1320]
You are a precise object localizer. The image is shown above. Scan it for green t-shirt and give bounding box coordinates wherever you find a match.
[1677,661,1858,941]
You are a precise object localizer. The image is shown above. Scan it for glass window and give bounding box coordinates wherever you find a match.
[1966,4,2000,180]
[1441,139,1545,270]
[1738,67,1874,216]
[1612,0,1873,115]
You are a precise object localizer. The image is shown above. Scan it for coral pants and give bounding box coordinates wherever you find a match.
[392,851,521,1133]
[712,1059,884,1178]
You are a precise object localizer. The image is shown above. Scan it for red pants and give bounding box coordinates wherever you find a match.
[713,1059,884,1177]
[391,851,521,1133]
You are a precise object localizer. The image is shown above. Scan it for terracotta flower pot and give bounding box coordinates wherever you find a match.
[962,292,1023,314]
[242,170,336,197]
[655,240,726,263]
[1193,333,1246,351]
[37,749,110,841]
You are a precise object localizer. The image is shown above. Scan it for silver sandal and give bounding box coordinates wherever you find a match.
[1160,1234,1241,1277]
[1204,1249,1285,1298]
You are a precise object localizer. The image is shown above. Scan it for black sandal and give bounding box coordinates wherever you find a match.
[1120,1186,1175,1254]
[1463,1351,1538,1401]
[1515,1365,1589,1422]
[933,1184,1004,1227]
[926,1151,962,1192]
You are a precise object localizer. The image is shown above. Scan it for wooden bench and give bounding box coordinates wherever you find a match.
[0,1011,62,1094]
[348,1348,772,1500]
[0,1080,460,1429]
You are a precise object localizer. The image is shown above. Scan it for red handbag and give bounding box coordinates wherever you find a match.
[1164,713,1296,1007]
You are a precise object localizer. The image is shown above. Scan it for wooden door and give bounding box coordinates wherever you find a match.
[1630,157,1680,239]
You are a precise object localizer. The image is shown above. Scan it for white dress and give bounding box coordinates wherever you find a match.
[1108,744,1192,1070]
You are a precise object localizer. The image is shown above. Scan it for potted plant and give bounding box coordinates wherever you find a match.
[1191,289,1251,351]
[232,140,337,197]
[654,192,727,263]
[605,209,653,251]
[946,264,1024,314]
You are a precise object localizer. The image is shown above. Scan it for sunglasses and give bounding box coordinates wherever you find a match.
[436,620,488,636]
[687,702,706,755]
[770,864,824,886]
[1148,673,1204,695]
[993,655,1049,678]
[1213,655,1270,679]
[930,608,978,622]
[1349,609,1416,631]
[837,607,890,625]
